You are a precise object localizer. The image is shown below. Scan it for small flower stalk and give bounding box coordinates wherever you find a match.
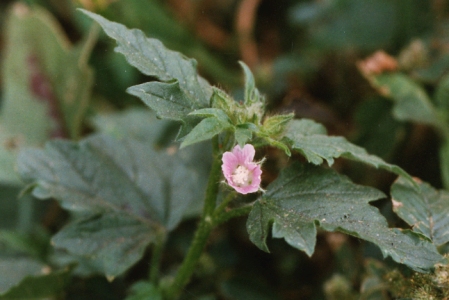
[221,144,263,194]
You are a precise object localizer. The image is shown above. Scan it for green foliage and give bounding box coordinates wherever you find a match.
[2,1,449,298]
[391,177,449,246]
[247,163,442,272]
[370,73,439,126]
[0,4,94,184]
[3,5,93,141]
[82,10,212,123]
[17,134,205,277]
[284,119,412,181]
[0,258,72,299]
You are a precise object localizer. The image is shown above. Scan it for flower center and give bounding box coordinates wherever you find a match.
[232,165,253,187]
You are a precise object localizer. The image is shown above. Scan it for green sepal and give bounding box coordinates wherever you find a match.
[239,61,262,105]
[262,113,294,138]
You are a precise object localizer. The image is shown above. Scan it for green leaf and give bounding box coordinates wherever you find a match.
[247,163,443,272]
[0,258,72,298]
[52,213,156,278]
[285,119,412,181]
[371,73,439,126]
[127,81,202,121]
[81,10,212,121]
[189,108,231,122]
[90,108,172,146]
[391,177,449,246]
[18,134,202,229]
[126,281,162,300]
[17,134,205,276]
[239,61,261,105]
[91,109,210,218]
[286,118,327,135]
[104,0,239,86]
[3,4,93,141]
[180,117,232,148]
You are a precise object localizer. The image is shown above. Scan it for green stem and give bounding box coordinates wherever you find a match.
[149,232,166,284]
[214,191,237,215]
[213,204,253,226]
[164,138,222,300]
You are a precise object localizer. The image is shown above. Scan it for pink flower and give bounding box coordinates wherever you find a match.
[221,144,262,194]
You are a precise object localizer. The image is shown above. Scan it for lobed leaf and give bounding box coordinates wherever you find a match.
[52,213,157,278]
[17,134,205,276]
[285,119,412,181]
[81,10,212,123]
[391,177,449,246]
[247,163,443,272]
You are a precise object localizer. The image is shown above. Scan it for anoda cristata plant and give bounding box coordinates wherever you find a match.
[16,10,449,299]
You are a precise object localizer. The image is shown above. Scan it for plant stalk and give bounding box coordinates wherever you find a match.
[149,232,166,284]
[164,138,222,299]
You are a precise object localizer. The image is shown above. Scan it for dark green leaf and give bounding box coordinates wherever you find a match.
[247,163,443,272]
[285,119,412,181]
[391,177,449,246]
[18,134,201,231]
[127,81,201,121]
[104,0,239,86]
[0,258,71,298]
[90,108,172,146]
[81,10,212,121]
[17,134,205,276]
[52,213,156,278]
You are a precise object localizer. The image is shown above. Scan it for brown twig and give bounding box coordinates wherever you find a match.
[235,0,261,69]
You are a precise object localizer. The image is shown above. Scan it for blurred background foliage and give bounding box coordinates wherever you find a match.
[2,0,449,299]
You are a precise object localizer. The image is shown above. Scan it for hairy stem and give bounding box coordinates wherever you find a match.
[164,138,221,299]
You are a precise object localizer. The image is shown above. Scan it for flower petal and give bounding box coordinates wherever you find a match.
[232,144,255,164]
[222,152,238,180]
[221,144,262,194]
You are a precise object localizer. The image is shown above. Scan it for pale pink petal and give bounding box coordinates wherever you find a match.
[222,152,238,181]
[232,144,255,164]
[240,144,256,162]
[221,144,262,194]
